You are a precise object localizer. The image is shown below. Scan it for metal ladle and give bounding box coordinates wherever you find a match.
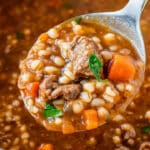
[59,0,148,112]
[70,0,148,63]
[20,0,149,133]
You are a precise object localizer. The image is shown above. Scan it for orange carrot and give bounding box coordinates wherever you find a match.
[62,121,75,134]
[108,55,136,81]
[83,109,99,130]
[26,82,39,98]
[38,144,53,150]
[39,33,49,43]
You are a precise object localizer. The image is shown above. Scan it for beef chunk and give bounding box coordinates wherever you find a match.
[139,142,150,150]
[40,75,81,101]
[40,75,58,98]
[40,75,58,88]
[70,36,103,78]
[49,84,82,100]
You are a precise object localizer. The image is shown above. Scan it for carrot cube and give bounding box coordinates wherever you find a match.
[83,109,99,130]
[108,55,136,81]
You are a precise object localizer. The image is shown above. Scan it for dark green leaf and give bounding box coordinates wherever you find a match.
[16,32,24,39]
[89,54,103,81]
[75,17,82,24]
[45,103,54,109]
[43,103,63,118]
[100,79,108,83]
[141,125,150,134]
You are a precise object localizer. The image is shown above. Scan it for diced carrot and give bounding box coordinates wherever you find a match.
[83,109,99,130]
[62,121,75,134]
[108,55,136,81]
[39,33,49,43]
[38,144,53,150]
[26,82,39,98]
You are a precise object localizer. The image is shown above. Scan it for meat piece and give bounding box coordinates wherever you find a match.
[40,75,58,90]
[139,142,150,150]
[49,84,82,100]
[40,75,58,98]
[70,36,103,78]
[115,146,130,150]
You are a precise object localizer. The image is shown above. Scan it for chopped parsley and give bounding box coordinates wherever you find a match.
[16,32,24,39]
[141,125,150,134]
[89,53,103,82]
[75,17,82,24]
[43,103,63,118]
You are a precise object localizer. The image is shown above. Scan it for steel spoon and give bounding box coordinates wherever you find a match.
[60,0,148,111]
[66,0,148,63]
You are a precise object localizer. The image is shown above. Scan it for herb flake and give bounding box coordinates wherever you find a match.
[16,32,24,39]
[89,54,103,81]
[43,103,63,118]
[75,17,82,24]
[141,125,150,134]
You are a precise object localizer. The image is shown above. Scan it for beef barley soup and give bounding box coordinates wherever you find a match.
[0,0,150,150]
[18,19,144,134]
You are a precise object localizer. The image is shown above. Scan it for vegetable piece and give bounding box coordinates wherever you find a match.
[26,82,39,98]
[83,109,99,130]
[38,144,53,150]
[62,121,75,134]
[39,33,49,43]
[16,32,24,39]
[89,54,103,81]
[75,17,82,24]
[141,125,150,134]
[108,55,136,81]
[43,103,63,118]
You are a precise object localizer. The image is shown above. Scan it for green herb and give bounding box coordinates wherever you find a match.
[141,125,150,134]
[75,17,82,24]
[43,103,63,118]
[89,54,103,81]
[101,79,108,83]
[16,32,24,39]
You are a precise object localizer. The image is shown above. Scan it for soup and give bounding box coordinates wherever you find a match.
[0,0,150,149]
[18,19,144,134]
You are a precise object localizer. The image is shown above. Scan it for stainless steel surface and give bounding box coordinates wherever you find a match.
[76,0,148,63]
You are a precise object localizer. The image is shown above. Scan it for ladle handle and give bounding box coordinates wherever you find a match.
[122,0,148,20]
